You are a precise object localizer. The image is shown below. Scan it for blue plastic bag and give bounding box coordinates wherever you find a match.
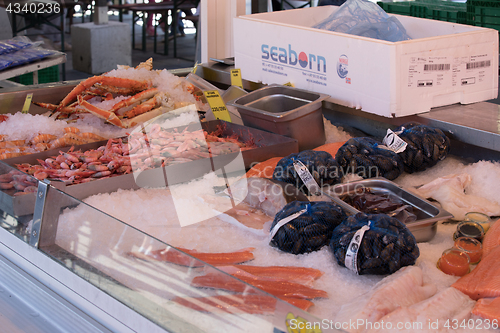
[313,0,412,42]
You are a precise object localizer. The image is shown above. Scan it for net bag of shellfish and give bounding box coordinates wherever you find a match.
[335,137,404,181]
[269,201,348,255]
[330,213,419,275]
[390,122,450,173]
[272,150,341,196]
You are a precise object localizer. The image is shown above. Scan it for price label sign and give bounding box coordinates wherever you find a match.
[22,93,33,114]
[204,90,232,122]
[230,69,243,88]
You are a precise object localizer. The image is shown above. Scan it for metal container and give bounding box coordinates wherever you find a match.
[0,120,299,214]
[324,178,453,242]
[227,84,329,151]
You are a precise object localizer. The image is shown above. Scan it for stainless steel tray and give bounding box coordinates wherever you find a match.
[323,178,453,242]
[0,120,299,214]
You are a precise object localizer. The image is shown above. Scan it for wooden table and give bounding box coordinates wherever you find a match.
[125,0,198,57]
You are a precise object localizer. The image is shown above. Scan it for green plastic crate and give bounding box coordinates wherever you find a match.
[377,1,412,16]
[9,65,60,85]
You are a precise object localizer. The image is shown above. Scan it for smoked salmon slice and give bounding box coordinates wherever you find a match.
[129,247,255,267]
[481,218,500,258]
[191,272,328,299]
[452,245,500,300]
[215,265,324,286]
[472,297,500,321]
[172,294,314,314]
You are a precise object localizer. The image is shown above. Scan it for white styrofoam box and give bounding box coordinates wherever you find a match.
[233,6,499,118]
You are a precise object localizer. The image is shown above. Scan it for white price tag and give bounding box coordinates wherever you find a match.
[382,128,407,153]
[345,223,371,274]
[269,208,307,241]
[293,160,321,196]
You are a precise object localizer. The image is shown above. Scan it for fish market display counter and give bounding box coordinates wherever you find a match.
[0,65,499,333]
[0,161,316,333]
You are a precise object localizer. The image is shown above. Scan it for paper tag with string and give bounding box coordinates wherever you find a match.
[345,222,371,274]
[293,160,321,196]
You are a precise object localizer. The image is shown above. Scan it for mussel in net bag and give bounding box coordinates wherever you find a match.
[330,212,419,275]
[394,122,450,173]
[272,150,341,196]
[335,137,404,181]
[270,201,348,255]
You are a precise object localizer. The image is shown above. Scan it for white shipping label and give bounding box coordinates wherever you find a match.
[406,55,493,89]
[293,160,321,196]
[345,224,371,274]
[382,128,407,153]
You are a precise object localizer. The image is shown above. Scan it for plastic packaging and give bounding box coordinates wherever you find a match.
[330,212,419,275]
[269,201,347,254]
[313,0,412,42]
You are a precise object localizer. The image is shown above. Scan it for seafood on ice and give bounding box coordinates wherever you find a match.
[481,218,500,258]
[452,245,500,300]
[202,177,309,233]
[129,247,255,268]
[32,58,201,128]
[213,265,323,286]
[366,287,475,333]
[191,271,328,300]
[334,266,437,333]
[0,126,105,160]
[412,173,500,220]
[472,297,500,321]
[172,294,314,314]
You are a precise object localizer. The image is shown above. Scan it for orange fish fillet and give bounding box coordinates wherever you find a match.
[216,265,324,286]
[129,247,255,267]
[452,245,500,300]
[472,297,500,321]
[173,294,314,314]
[244,141,346,179]
[482,219,500,258]
[191,272,328,299]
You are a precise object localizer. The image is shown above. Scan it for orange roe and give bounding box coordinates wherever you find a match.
[438,248,470,276]
[454,237,482,264]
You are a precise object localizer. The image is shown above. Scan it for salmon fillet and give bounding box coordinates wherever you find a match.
[191,272,328,299]
[482,219,500,258]
[215,265,324,286]
[472,297,500,321]
[129,247,254,267]
[452,245,500,300]
[173,294,314,314]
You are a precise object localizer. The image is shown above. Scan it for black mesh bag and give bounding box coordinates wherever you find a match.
[270,201,348,255]
[330,213,419,275]
[395,122,450,173]
[335,137,404,180]
[272,150,341,196]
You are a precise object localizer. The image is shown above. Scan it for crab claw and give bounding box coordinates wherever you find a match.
[77,95,125,128]
[57,76,151,111]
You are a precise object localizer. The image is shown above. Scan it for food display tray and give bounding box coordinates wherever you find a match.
[0,120,298,215]
[323,178,453,242]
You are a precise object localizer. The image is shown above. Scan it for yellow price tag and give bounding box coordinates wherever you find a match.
[203,90,232,122]
[230,69,243,88]
[22,93,33,114]
[284,82,295,87]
